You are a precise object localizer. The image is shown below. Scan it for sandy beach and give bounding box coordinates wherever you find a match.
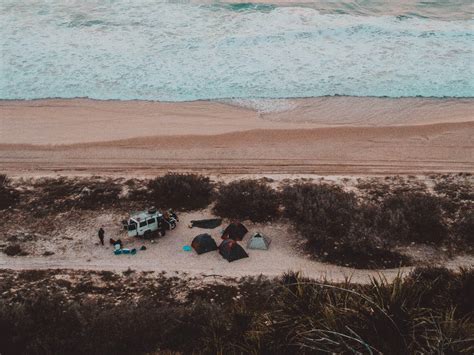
[1,97,473,175]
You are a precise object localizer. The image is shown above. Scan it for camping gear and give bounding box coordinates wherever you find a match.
[131,248,137,255]
[191,234,218,255]
[222,222,248,241]
[140,245,147,251]
[189,218,222,229]
[247,233,271,250]
[110,238,123,248]
[182,245,192,252]
[114,249,122,255]
[219,239,249,262]
[163,209,179,230]
[114,244,121,251]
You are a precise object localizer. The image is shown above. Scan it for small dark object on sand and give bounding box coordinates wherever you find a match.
[189,218,222,229]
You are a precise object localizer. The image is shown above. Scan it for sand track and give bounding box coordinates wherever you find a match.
[1,97,473,175]
[1,121,473,175]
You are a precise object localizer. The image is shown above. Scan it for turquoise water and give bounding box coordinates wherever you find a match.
[1,0,473,100]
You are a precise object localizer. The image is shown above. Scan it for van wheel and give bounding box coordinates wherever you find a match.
[144,230,152,239]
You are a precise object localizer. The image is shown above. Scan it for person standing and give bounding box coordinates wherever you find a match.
[98,227,105,246]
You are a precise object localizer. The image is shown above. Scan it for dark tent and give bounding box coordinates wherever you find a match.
[219,239,249,262]
[191,234,218,255]
[222,222,248,241]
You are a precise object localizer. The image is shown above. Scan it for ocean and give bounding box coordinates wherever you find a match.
[1,0,473,101]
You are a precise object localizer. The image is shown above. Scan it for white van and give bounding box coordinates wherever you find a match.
[123,208,177,238]
[125,209,163,238]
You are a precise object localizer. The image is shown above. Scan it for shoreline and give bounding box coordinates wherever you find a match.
[1,97,473,175]
[2,95,473,102]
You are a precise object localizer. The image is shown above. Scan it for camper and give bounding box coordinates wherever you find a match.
[123,208,177,238]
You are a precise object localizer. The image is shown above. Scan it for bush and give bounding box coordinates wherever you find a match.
[78,180,122,209]
[405,266,474,315]
[2,267,472,354]
[213,179,279,222]
[434,179,474,203]
[3,244,28,256]
[357,178,427,202]
[0,174,18,210]
[148,173,214,211]
[282,183,358,239]
[282,184,408,268]
[380,191,448,244]
[453,207,474,248]
[32,177,122,213]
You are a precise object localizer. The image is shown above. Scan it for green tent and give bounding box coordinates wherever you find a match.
[247,233,271,250]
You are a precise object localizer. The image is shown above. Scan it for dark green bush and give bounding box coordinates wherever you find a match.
[453,207,474,248]
[282,184,408,268]
[357,178,427,202]
[213,179,279,222]
[3,244,27,256]
[380,191,448,244]
[148,173,214,211]
[1,267,472,355]
[78,180,122,209]
[0,174,18,210]
[32,177,122,213]
[282,183,358,239]
[434,179,474,203]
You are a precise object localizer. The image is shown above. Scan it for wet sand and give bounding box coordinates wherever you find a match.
[1,97,473,175]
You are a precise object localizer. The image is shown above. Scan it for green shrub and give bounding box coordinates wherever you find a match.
[434,179,474,203]
[357,178,427,202]
[148,173,214,211]
[0,267,472,354]
[0,174,18,210]
[453,207,474,248]
[213,179,279,222]
[78,180,122,209]
[18,270,48,282]
[32,177,122,213]
[282,184,408,268]
[380,191,448,244]
[282,183,358,239]
[3,244,27,256]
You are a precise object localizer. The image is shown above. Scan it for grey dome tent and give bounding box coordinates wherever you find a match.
[219,239,248,262]
[191,234,218,255]
[222,222,248,241]
[247,232,271,250]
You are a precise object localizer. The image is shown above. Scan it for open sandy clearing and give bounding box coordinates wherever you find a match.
[2,208,472,284]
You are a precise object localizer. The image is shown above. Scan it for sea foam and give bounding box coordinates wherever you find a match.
[1,0,473,101]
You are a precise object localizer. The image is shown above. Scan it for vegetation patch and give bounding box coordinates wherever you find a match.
[282,183,408,268]
[0,174,18,210]
[29,177,122,215]
[147,173,214,211]
[380,191,448,244]
[0,267,472,354]
[3,244,28,256]
[213,179,280,222]
[454,207,474,249]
